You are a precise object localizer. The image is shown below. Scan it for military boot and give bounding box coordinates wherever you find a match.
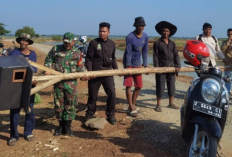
[53,120,63,136]
[63,120,74,137]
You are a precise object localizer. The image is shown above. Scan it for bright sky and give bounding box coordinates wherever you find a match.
[1,0,232,37]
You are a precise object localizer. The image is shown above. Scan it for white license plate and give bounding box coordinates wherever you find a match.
[193,101,222,118]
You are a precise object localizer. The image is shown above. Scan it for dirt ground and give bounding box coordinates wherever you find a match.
[0,40,232,157]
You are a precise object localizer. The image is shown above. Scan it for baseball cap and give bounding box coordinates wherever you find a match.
[63,32,75,43]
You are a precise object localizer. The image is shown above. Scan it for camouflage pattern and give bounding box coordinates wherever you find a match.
[16,33,34,45]
[44,44,84,120]
[54,80,78,120]
[44,45,84,73]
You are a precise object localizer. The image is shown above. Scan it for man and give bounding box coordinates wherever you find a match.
[123,17,148,117]
[153,21,181,112]
[8,33,37,146]
[221,28,232,94]
[196,22,228,66]
[85,22,118,125]
[77,36,89,55]
[44,32,84,136]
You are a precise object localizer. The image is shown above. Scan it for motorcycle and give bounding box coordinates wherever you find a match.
[0,41,16,56]
[181,40,232,157]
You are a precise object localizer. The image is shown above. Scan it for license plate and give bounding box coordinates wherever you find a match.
[193,101,222,118]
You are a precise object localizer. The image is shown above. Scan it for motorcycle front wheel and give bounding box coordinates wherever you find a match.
[188,128,218,157]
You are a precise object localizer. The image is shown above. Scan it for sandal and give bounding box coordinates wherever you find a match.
[167,104,179,109]
[8,138,18,146]
[130,110,138,117]
[25,135,34,142]
[155,106,162,112]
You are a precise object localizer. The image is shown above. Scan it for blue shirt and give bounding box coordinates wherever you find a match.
[9,48,37,73]
[123,31,148,67]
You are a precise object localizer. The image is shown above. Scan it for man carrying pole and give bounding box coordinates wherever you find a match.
[44,32,84,136]
[153,21,181,112]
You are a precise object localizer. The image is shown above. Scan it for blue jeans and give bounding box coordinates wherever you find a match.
[10,95,35,139]
[225,71,231,95]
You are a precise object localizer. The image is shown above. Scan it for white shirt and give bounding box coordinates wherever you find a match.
[196,34,225,66]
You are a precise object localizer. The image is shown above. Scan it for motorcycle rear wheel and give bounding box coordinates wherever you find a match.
[188,128,218,157]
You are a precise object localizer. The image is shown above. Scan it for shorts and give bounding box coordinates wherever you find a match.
[123,67,143,88]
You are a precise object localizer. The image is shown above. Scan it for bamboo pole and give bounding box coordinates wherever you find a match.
[32,66,232,82]
[30,78,61,95]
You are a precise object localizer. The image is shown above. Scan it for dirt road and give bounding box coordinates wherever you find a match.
[0,41,231,157]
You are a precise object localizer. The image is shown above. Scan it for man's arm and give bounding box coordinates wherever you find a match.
[153,41,159,67]
[125,36,133,67]
[112,43,118,69]
[44,46,55,68]
[215,37,225,60]
[141,35,148,67]
[173,43,181,68]
[85,40,94,71]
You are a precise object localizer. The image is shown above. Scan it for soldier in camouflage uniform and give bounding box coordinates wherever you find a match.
[44,32,84,136]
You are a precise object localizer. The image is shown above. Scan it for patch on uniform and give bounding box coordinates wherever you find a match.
[141,40,145,43]
[97,44,101,50]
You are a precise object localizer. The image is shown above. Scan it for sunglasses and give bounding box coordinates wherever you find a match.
[228,34,232,35]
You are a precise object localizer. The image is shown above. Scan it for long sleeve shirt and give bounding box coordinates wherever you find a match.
[153,38,181,68]
[85,38,118,71]
[9,48,37,72]
[123,31,148,67]
[196,34,225,66]
[44,45,83,73]
[221,40,232,65]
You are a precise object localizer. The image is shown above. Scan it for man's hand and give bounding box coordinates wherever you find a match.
[44,71,51,75]
[80,75,95,81]
[223,59,230,65]
[32,80,38,85]
[144,66,149,75]
[174,67,180,73]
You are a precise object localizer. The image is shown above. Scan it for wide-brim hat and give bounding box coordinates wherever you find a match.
[16,33,33,45]
[155,21,177,36]
[133,16,146,26]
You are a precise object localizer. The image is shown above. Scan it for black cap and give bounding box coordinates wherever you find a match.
[133,17,146,26]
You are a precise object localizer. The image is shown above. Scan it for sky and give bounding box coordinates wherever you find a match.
[1,0,232,38]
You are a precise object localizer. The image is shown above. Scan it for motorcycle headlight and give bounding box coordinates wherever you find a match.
[201,78,220,103]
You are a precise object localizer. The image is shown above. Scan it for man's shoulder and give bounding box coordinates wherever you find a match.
[126,32,135,38]
[154,38,162,44]
[9,48,20,55]
[142,32,148,38]
[107,38,115,45]
[53,44,64,51]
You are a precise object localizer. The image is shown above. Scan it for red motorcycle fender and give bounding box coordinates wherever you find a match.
[190,116,222,138]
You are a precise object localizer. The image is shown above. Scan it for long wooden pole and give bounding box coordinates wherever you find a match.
[32,66,232,82]
[29,61,232,95]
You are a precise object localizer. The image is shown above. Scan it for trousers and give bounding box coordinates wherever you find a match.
[53,80,78,120]
[155,73,175,97]
[86,76,116,117]
[10,95,35,139]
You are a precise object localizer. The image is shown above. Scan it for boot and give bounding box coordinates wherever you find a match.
[53,120,63,136]
[63,120,74,137]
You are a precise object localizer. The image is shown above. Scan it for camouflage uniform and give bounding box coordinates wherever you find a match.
[44,43,83,121]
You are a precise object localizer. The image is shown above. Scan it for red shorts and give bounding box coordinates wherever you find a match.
[123,67,143,88]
